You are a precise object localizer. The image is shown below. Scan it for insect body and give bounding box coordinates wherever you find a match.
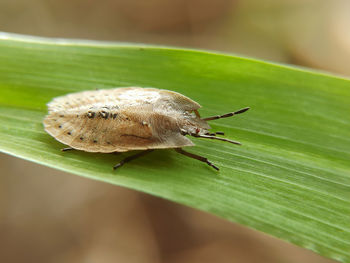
[43,87,249,170]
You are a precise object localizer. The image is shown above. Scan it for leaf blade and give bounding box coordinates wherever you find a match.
[0,33,349,262]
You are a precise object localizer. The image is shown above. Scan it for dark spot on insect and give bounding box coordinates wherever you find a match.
[58,125,62,129]
[125,117,130,121]
[87,111,95,118]
[67,132,71,135]
[80,137,84,141]
[65,102,69,105]
[93,140,97,143]
[76,115,79,117]
[100,111,109,119]
[112,113,118,119]
[107,142,111,145]
[59,115,64,117]
[102,106,110,109]
[53,119,57,121]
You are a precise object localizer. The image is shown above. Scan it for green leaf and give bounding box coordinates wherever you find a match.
[0,32,349,262]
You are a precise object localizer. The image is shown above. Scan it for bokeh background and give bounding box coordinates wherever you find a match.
[1,0,348,262]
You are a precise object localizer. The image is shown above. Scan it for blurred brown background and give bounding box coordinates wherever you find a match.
[1,0,348,262]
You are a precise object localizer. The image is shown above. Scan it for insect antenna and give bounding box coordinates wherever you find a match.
[205,131,225,136]
[202,107,250,121]
[191,133,241,145]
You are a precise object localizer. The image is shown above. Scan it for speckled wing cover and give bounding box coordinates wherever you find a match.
[44,87,201,152]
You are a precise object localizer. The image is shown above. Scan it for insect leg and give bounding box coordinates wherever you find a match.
[113,150,154,170]
[175,148,219,171]
[61,147,74,151]
[202,107,250,121]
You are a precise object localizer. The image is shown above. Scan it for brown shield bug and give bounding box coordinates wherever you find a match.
[43,87,249,170]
